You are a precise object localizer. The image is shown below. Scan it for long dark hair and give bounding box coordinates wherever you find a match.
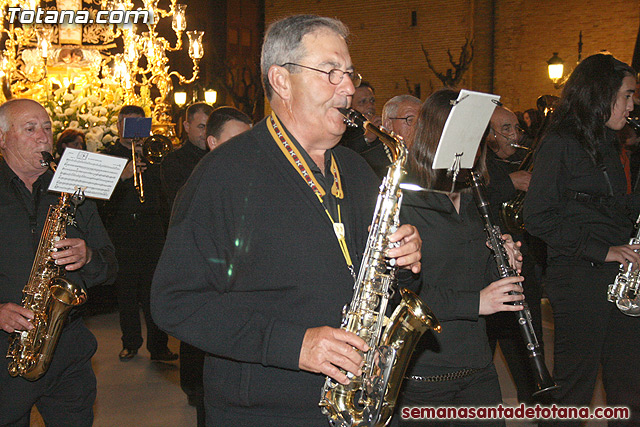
[408,88,488,191]
[547,53,635,163]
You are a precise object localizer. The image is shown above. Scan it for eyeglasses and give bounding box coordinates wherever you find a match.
[389,116,416,126]
[280,62,362,87]
[492,124,528,149]
[492,124,524,140]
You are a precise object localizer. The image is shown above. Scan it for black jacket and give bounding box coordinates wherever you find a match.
[151,118,380,425]
[524,129,640,265]
[99,141,166,222]
[0,159,117,382]
[160,139,207,208]
[0,160,117,306]
[400,190,497,375]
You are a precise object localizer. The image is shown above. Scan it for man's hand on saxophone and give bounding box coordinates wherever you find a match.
[606,243,640,272]
[387,224,422,274]
[0,303,34,333]
[299,327,369,385]
[298,224,422,385]
[51,238,93,271]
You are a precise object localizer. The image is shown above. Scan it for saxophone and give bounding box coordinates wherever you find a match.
[6,152,87,381]
[319,109,441,427]
[607,212,640,316]
[498,144,536,234]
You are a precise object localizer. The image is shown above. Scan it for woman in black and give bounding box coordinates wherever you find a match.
[523,53,640,425]
[397,89,525,426]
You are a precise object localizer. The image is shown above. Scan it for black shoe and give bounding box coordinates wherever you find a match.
[150,349,179,361]
[119,348,138,361]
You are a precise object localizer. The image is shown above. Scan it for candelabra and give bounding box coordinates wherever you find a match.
[0,0,203,145]
[0,0,50,94]
[105,0,203,139]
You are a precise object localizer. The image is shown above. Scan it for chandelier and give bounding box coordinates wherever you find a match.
[105,0,203,137]
[0,0,204,145]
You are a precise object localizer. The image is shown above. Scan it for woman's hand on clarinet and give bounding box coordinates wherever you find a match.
[479,276,525,315]
[501,234,523,273]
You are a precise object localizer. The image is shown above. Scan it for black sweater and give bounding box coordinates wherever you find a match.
[0,160,117,306]
[0,160,117,364]
[151,118,380,425]
[524,129,640,265]
[400,191,497,375]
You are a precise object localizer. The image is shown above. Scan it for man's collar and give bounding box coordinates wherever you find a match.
[0,158,51,188]
[184,139,208,155]
[275,114,332,174]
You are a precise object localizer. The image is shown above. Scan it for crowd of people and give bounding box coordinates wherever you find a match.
[0,12,639,427]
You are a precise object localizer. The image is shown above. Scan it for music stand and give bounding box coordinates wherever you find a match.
[122,117,152,139]
[432,89,500,191]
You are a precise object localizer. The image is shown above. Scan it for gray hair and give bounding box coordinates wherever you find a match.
[382,95,422,123]
[261,15,349,100]
[0,98,47,133]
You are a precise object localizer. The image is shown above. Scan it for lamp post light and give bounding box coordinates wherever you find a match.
[547,31,582,89]
[174,91,187,107]
[547,52,564,83]
[204,89,217,105]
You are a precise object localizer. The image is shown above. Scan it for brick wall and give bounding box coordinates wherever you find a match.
[264,0,640,113]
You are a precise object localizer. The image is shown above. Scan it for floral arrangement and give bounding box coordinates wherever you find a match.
[26,75,153,152]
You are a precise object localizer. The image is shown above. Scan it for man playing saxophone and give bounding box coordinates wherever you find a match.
[151,15,422,426]
[0,98,117,426]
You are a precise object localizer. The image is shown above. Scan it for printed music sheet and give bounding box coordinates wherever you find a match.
[48,148,127,200]
[432,89,501,171]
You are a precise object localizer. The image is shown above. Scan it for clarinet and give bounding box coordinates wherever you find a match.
[470,171,559,397]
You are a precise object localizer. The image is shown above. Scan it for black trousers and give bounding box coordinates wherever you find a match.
[0,319,97,427]
[541,262,640,426]
[395,364,505,426]
[180,341,206,426]
[110,214,168,355]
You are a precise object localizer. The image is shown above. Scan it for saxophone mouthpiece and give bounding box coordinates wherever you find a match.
[41,151,54,166]
[40,152,57,171]
[338,108,366,128]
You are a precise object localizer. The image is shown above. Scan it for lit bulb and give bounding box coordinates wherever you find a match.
[172,4,187,32]
[174,91,187,106]
[204,90,217,104]
[187,31,204,60]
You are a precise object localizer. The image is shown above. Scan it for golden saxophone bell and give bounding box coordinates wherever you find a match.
[132,134,173,203]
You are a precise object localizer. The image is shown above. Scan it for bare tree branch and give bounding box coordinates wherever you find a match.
[421,37,475,87]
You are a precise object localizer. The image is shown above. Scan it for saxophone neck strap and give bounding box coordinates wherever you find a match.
[268,114,343,200]
[268,113,353,272]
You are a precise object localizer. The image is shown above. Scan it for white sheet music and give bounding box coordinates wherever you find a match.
[432,90,500,171]
[48,148,127,200]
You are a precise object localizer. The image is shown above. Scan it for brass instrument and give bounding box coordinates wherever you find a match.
[607,212,640,316]
[132,134,173,203]
[498,139,537,234]
[470,171,559,396]
[6,152,87,381]
[499,95,558,234]
[319,108,441,427]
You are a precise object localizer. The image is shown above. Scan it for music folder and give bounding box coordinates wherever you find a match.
[432,89,500,190]
[122,117,152,139]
